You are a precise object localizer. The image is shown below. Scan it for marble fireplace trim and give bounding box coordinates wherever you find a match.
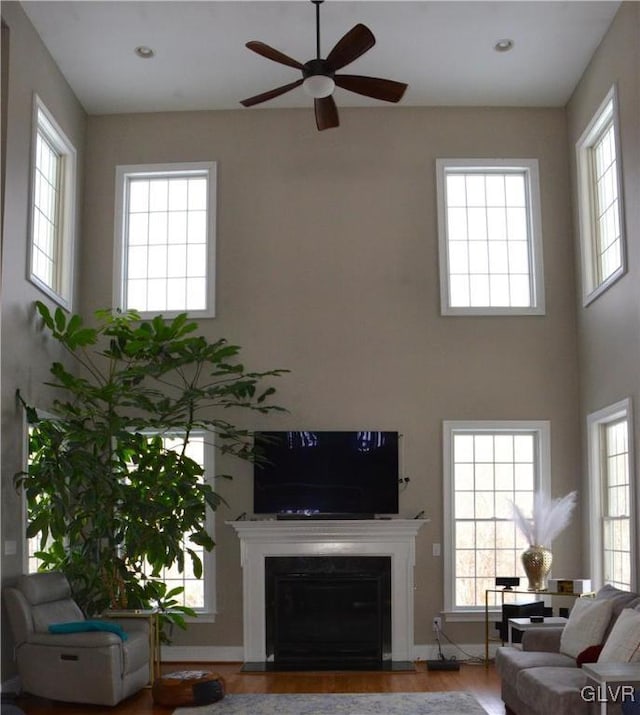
[227,519,428,663]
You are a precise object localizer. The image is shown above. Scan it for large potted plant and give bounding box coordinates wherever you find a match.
[16,301,286,632]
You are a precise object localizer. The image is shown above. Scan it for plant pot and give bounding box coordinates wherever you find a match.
[521,545,553,591]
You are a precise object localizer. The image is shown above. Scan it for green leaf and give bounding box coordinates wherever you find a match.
[54,307,66,333]
[66,314,82,335]
[164,586,185,600]
[70,328,98,347]
[35,301,55,330]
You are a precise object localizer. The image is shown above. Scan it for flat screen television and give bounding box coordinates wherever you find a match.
[253,430,399,517]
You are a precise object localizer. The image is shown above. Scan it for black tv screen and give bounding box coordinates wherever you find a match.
[253,431,399,517]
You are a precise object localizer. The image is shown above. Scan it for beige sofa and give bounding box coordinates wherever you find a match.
[3,572,150,706]
[496,586,640,715]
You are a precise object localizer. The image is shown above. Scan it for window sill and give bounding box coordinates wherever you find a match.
[128,309,216,321]
[183,612,217,624]
[441,306,546,317]
[582,265,626,307]
[29,275,72,313]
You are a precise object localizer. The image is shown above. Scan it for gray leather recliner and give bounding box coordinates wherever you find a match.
[3,572,150,706]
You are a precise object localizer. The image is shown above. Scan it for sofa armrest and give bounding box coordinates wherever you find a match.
[522,627,564,652]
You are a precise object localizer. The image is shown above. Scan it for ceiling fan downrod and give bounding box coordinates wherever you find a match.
[312,0,323,60]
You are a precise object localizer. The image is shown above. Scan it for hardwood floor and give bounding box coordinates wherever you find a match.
[14,662,506,715]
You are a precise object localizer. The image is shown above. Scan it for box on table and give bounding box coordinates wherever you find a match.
[547,578,592,594]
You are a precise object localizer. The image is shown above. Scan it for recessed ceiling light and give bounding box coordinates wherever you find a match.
[134,46,155,59]
[494,39,514,53]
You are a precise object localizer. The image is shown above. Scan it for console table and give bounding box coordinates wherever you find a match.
[228,519,427,665]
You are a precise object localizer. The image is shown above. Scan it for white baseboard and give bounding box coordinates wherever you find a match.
[162,643,496,663]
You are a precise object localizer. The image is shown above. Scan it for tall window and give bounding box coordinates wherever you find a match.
[25,427,216,615]
[443,421,550,613]
[24,416,53,575]
[576,86,626,304]
[29,96,76,308]
[114,162,217,318]
[152,433,216,613]
[588,399,635,591]
[436,159,544,316]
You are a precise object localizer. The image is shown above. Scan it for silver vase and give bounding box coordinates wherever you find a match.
[521,545,553,591]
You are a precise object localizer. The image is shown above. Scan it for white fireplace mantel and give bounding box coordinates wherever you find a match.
[228,519,427,663]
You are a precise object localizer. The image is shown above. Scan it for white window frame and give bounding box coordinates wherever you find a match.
[443,420,551,620]
[114,162,217,319]
[587,398,636,591]
[436,158,545,316]
[28,95,76,309]
[576,85,627,306]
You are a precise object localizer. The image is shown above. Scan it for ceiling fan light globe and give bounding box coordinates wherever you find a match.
[303,75,335,99]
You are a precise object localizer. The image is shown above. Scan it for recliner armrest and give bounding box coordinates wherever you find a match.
[28,631,123,648]
[522,627,564,652]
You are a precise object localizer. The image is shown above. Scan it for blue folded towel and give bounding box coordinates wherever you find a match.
[48,620,128,640]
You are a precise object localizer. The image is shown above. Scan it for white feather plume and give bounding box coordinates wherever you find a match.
[510,490,577,547]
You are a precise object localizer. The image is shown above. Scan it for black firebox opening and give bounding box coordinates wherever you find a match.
[265,556,391,670]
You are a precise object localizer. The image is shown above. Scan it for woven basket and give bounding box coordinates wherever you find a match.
[151,670,225,707]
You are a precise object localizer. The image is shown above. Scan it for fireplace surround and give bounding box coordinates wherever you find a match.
[228,519,426,669]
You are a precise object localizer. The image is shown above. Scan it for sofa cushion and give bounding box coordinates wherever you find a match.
[19,573,72,605]
[560,597,613,658]
[596,585,640,639]
[32,599,85,633]
[599,608,640,663]
[496,646,576,683]
[595,584,640,611]
[517,666,588,715]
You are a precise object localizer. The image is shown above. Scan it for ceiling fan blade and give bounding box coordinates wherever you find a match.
[334,74,408,103]
[245,41,304,70]
[240,79,303,107]
[314,96,339,131]
[326,24,375,72]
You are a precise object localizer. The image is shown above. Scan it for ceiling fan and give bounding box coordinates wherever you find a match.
[240,0,408,131]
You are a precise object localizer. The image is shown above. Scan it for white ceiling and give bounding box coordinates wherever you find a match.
[22,0,621,115]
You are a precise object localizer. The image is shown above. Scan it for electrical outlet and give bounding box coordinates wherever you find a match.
[432,616,442,631]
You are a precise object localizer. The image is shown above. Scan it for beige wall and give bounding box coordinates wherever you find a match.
[0,1,86,681]
[82,105,581,649]
[565,3,640,579]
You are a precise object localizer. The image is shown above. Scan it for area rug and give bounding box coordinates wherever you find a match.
[173,691,488,714]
